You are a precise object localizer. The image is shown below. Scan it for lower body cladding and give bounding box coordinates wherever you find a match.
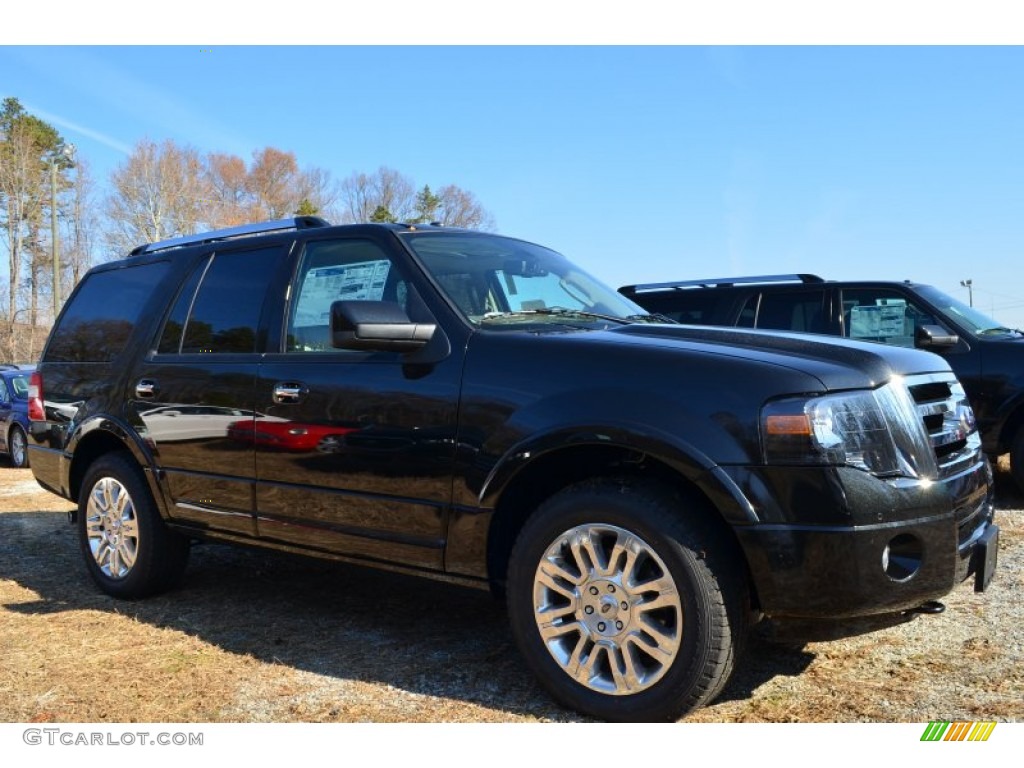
[723,459,997,619]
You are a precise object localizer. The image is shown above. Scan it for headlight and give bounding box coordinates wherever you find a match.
[761,381,935,479]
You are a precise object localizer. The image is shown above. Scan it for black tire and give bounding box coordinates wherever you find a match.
[507,478,746,722]
[1011,430,1024,494]
[77,452,190,599]
[8,424,29,468]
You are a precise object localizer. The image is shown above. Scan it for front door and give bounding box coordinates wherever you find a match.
[253,234,462,570]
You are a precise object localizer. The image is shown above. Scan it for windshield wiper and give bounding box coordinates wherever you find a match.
[978,326,1023,336]
[481,308,634,325]
[627,312,676,324]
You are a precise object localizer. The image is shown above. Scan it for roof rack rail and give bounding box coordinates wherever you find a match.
[130,216,331,256]
[621,274,824,293]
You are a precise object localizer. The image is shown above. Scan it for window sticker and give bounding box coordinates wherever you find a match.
[294,260,391,327]
[849,299,914,347]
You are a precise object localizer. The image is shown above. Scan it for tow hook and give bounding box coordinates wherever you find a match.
[67,509,77,525]
[908,600,946,615]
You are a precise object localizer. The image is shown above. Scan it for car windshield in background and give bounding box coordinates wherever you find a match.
[916,286,1024,337]
[401,231,654,329]
[6,374,29,399]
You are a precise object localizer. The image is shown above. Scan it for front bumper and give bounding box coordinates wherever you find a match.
[725,458,996,619]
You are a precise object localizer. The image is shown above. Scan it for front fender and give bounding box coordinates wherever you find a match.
[478,420,759,526]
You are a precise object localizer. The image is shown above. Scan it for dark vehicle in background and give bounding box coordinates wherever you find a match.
[1,365,33,468]
[621,274,1024,492]
[27,221,997,722]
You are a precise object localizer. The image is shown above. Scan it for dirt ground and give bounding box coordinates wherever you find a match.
[0,457,1020,723]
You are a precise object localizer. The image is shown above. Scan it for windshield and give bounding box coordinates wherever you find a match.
[916,285,1022,337]
[401,231,654,329]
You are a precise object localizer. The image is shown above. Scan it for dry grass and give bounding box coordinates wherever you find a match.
[1,458,1021,723]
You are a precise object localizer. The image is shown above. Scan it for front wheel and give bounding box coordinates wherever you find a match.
[78,452,190,599]
[507,479,746,722]
[1011,430,1024,494]
[8,424,28,468]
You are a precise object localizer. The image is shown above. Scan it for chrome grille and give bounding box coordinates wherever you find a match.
[904,373,981,478]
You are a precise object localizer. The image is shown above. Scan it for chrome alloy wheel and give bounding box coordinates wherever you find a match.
[532,523,683,695]
[10,426,27,468]
[85,477,140,579]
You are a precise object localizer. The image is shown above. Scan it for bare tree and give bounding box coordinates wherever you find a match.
[373,167,416,222]
[64,156,99,290]
[105,138,211,254]
[338,168,493,229]
[247,147,299,220]
[205,152,250,228]
[0,121,37,323]
[295,166,340,220]
[203,149,339,225]
[338,167,416,224]
[339,171,376,223]
[435,184,496,230]
[1,99,62,323]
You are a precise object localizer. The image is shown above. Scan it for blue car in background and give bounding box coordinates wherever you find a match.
[0,365,33,468]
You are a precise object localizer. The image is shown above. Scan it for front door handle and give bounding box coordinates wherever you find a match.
[272,382,308,405]
[135,379,157,399]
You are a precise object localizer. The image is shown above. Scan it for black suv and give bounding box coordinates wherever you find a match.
[621,275,1024,493]
[28,221,997,721]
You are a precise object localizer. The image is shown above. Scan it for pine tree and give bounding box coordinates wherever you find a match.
[413,185,441,224]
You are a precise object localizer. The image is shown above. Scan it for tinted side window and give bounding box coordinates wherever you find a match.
[756,290,827,334]
[640,291,725,325]
[46,262,169,362]
[158,247,282,355]
[842,289,938,348]
[157,256,207,354]
[737,294,758,327]
[185,247,283,353]
[0,379,8,403]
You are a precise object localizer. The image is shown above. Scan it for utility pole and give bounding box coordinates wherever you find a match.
[51,157,59,322]
[51,144,75,322]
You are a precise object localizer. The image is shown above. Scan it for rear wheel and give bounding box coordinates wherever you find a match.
[507,478,746,722]
[78,452,190,599]
[8,424,28,468]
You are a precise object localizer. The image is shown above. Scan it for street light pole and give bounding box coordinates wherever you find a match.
[960,279,974,307]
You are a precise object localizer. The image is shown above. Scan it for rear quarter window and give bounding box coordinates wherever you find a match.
[45,261,169,362]
[635,291,726,325]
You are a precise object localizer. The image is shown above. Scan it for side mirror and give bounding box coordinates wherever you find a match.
[916,324,959,349]
[331,300,436,353]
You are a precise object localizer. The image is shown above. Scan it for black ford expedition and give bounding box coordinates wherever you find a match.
[621,273,1024,493]
[28,220,998,722]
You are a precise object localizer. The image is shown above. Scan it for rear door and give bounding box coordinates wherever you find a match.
[128,243,291,536]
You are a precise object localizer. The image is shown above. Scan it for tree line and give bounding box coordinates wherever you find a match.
[0,96,495,358]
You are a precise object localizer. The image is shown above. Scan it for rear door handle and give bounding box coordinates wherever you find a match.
[273,382,308,405]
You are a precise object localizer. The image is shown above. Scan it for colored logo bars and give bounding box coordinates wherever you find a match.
[921,721,997,742]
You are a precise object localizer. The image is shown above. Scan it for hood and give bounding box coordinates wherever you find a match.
[607,323,952,391]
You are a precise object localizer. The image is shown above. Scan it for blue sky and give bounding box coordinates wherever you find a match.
[2,38,1023,326]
